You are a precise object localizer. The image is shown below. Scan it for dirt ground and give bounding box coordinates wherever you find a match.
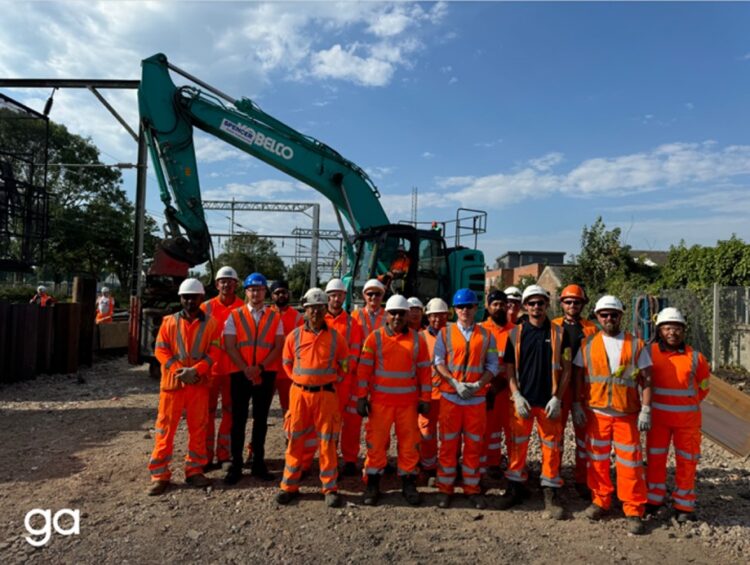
[1,356,749,564]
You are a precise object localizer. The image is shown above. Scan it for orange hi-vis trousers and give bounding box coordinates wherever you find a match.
[587,411,647,517]
[647,422,701,513]
[560,396,588,485]
[481,388,510,473]
[437,396,487,495]
[505,407,563,487]
[341,388,363,464]
[149,386,209,481]
[417,399,441,471]
[364,403,421,476]
[206,372,232,463]
[275,372,292,414]
[281,384,341,494]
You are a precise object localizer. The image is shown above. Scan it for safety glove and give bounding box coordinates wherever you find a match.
[356,397,370,418]
[572,402,587,427]
[512,391,531,419]
[450,377,471,400]
[544,396,562,419]
[417,401,430,415]
[176,367,200,385]
[637,405,652,432]
[463,381,482,399]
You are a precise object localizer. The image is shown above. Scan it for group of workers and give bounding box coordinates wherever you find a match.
[147,268,709,535]
[30,284,116,326]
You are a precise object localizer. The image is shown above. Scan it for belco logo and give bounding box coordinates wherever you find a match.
[24,508,80,547]
[220,119,294,160]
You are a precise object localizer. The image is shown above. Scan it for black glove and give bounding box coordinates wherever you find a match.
[486,389,496,411]
[417,401,430,415]
[356,397,370,418]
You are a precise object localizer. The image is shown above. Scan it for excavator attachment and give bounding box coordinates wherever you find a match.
[702,374,750,457]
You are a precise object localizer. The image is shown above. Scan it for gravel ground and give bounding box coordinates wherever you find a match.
[0,356,748,564]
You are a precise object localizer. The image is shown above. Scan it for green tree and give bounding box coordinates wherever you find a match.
[213,233,285,283]
[660,236,750,289]
[286,261,319,301]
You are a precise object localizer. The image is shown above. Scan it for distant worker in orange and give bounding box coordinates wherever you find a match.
[95,286,115,324]
[325,278,364,476]
[574,295,652,535]
[275,288,349,508]
[147,278,220,495]
[417,298,449,478]
[551,284,598,499]
[380,244,411,293]
[480,289,514,479]
[269,279,304,415]
[645,307,709,523]
[407,296,424,330]
[30,285,56,307]
[504,286,522,324]
[356,295,432,506]
[434,288,498,510]
[200,266,244,471]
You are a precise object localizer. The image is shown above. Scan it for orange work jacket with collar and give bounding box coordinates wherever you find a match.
[282,322,348,387]
[580,332,645,414]
[96,297,115,323]
[438,323,493,395]
[356,325,431,406]
[275,305,304,335]
[649,341,710,426]
[421,327,442,400]
[507,321,565,390]
[201,295,244,375]
[325,310,364,374]
[155,311,221,391]
[228,306,281,370]
[482,318,514,374]
[353,306,385,338]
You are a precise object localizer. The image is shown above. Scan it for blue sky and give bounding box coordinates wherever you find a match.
[2,1,749,271]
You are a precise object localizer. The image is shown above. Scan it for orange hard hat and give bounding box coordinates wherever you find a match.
[560,284,588,302]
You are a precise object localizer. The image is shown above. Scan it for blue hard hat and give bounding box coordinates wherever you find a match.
[243,272,267,289]
[452,288,478,307]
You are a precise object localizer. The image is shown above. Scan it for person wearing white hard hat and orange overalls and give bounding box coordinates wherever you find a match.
[417,297,449,478]
[504,286,522,325]
[573,295,652,535]
[200,266,244,471]
[147,278,221,496]
[354,278,386,337]
[95,287,115,324]
[551,284,599,499]
[645,307,709,523]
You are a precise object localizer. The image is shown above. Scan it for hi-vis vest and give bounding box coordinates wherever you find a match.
[438,323,490,395]
[202,296,244,375]
[421,328,441,400]
[581,332,645,414]
[354,307,385,338]
[650,343,708,417]
[287,326,342,387]
[508,322,564,389]
[325,310,363,372]
[229,307,280,367]
[156,313,217,391]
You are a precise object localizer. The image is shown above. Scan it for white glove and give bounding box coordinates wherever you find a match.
[513,391,531,419]
[449,378,473,400]
[463,381,483,399]
[572,402,587,427]
[176,367,199,384]
[545,396,562,419]
[638,405,652,432]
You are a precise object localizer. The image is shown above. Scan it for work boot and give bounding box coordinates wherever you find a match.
[223,466,243,485]
[542,487,565,520]
[583,503,606,521]
[487,465,504,480]
[497,482,525,510]
[675,510,697,524]
[644,503,663,518]
[468,494,487,510]
[384,460,397,475]
[203,460,221,472]
[362,474,381,506]
[275,490,299,505]
[251,463,274,482]
[341,462,358,477]
[325,492,343,508]
[574,482,591,501]
[185,473,211,488]
[147,480,169,496]
[401,475,421,506]
[627,516,646,535]
[436,493,451,509]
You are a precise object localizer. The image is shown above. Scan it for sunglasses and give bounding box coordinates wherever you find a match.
[598,312,620,319]
[526,300,546,307]
[454,304,475,310]
[365,292,382,298]
[562,299,582,306]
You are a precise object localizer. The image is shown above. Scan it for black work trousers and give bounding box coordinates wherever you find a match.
[230,370,276,470]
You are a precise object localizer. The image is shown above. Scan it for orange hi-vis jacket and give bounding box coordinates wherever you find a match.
[201,295,244,375]
[275,305,305,377]
[155,311,221,391]
[508,322,564,390]
[421,327,441,400]
[356,325,432,406]
[96,296,115,323]
[228,306,281,370]
[438,323,493,395]
[649,342,709,426]
[551,316,598,338]
[354,306,385,338]
[282,323,348,387]
[325,310,364,374]
[581,332,645,414]
[481,318,513,373]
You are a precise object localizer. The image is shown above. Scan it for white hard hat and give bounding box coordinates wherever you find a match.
[407,297,424,309]
[325,278,347,294]
[302,287,328,307]
[37,285,47,293]
[216,266,239,280]
[504,286,522,300]
[178,278,205,295]
[522,284,549,304]
[594,295,624,313]
[385,295,410,312]
[425,298,449,315]
[101,286,110,294]
[364,279,385,294]
[655,307,686,327]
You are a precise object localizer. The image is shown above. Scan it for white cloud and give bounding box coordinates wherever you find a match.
[203,179,301,201]
[685,102,694,110]
[311,44,395,87]
[448,77,458,85]
[195,135,250,164]
[529,152,564,172]
[473,139,503,149]
[366,166,395,180]
[422,151,435,159]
